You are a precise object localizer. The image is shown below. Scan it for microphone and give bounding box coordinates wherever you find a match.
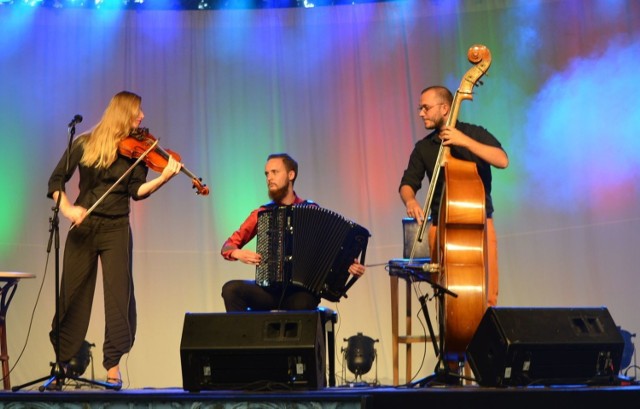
[401,261,436,272]
[68,114,83,128]
[402,261,439,278]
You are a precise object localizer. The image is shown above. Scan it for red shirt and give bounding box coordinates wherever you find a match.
[220,194,313,260]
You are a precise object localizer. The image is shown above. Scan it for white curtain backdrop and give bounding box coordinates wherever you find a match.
[1,0,639,388]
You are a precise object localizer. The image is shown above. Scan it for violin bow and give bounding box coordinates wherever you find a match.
[69,139,159,231]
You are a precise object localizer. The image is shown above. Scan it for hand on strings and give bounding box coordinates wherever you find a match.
[440,125,471,148]
[160,155,183,183]
[232,249,262,265]
[348,259,365,277]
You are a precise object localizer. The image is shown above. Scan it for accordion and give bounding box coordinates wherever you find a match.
[255,204,370,302]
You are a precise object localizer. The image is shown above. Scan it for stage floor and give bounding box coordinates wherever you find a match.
[3,383,640,409]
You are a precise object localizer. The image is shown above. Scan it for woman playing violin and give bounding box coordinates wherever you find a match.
[47,91,182,388]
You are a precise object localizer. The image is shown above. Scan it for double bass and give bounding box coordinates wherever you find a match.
[415,45,492,366]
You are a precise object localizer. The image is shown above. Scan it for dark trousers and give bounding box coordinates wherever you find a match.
[222,280,320,312]
[50,215,136,370]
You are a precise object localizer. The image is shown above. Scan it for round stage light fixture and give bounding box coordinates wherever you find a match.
[341,332,378,386]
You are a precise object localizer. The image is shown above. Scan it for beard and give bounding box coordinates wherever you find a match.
[426,116,445,130]
[268,183,289,203]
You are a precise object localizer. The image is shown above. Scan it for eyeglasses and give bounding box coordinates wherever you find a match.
[417,103,444,113]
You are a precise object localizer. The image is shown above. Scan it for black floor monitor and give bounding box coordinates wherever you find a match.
[466,306,624,387]
[180,311,326,392]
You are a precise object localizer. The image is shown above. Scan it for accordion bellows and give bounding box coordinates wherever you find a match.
[256,204,370,302]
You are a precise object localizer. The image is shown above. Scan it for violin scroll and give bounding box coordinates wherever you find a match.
[191,178,210,196]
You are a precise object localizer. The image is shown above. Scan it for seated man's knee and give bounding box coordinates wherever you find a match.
[221,280,241,300]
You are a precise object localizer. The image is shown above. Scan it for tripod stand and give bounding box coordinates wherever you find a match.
[12,117,120,392]
[406,271,474,387]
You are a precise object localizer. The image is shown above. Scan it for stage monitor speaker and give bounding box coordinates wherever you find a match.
[180,311,326,391]
[466,307,624,387]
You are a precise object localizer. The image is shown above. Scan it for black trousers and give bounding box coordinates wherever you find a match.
[221,280,320,312]
[50,214,136,370]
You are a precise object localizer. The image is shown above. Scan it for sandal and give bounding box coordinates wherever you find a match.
[106,376,122,390]
[106,366,122,389]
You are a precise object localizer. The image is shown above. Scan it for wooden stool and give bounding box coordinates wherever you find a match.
[388,259,432,386]
[0,272,35,390]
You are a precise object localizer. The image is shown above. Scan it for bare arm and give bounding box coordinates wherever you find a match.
[400,185,426,224]
[440,126,509,169]
[136,155,182,197]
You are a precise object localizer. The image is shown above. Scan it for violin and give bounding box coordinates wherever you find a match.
[118,128,210,196]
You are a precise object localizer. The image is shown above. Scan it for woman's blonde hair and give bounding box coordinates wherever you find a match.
[80,91,142,168]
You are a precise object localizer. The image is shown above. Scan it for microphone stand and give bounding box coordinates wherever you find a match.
[12,118,120,392]
[404,266,473,388]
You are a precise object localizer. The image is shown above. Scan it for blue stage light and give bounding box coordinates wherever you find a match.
[0,0,398,9]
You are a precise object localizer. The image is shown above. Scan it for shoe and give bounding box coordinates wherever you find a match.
[106,366,122,390]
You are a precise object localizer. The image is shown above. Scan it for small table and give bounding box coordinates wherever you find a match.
[388,258,433,386]
[0,272,35,390]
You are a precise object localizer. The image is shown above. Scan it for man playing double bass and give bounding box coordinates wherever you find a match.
[399,85,509,308]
